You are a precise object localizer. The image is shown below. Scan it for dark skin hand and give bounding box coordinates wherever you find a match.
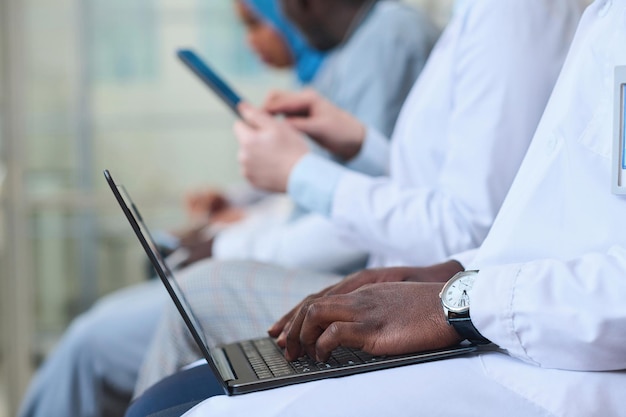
[268,260,464,347]
[282,281,463,362]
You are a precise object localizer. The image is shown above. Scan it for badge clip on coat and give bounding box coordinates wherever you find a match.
[613,66,626,194]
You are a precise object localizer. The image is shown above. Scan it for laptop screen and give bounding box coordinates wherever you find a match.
[103,170,224,381]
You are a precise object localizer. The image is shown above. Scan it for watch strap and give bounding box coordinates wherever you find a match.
[448,312,491,345]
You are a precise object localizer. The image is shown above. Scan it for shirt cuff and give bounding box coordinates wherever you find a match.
[344,126,390,176]
[470,263,536,364]
[287,153,346,217]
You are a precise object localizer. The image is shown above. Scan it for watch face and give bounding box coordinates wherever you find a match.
[441,272,476,313]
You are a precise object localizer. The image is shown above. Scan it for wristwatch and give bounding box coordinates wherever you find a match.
[440,270,491,345]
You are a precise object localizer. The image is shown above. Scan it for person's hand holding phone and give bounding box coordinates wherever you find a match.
[264,88,366,161]
[234,102,309,193]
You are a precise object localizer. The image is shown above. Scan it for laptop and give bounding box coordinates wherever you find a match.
[104,169,479,395]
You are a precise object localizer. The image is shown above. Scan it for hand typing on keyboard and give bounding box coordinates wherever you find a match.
[267,261,465,362]
[268,261,464,347]
[242,338,384,380]
[278,281,463,362]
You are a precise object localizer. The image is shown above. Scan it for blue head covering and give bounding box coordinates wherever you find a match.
[243,0,326,84]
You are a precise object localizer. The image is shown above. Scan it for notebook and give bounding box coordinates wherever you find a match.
[104,169,478,395]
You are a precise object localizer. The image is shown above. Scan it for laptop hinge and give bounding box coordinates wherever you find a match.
[211,348,236,381]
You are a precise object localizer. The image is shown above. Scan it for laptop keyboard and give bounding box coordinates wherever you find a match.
[240,338,382,380]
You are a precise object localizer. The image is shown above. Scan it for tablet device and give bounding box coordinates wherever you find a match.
[177,49,243,117]
[613,66,626,194]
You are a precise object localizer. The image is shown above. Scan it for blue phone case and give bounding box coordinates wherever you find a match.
[177,49,243,117]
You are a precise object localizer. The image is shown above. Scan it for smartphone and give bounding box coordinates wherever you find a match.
[177,49,243,117]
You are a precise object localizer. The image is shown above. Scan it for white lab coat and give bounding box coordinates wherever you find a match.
[183,1,626,415]
[290,0,584,268]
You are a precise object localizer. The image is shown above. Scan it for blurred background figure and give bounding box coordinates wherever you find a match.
[12,0,439,416]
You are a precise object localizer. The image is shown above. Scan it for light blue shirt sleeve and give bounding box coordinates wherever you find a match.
[344,127,390,176]
[287,154,346,217]
[288,127,390,217]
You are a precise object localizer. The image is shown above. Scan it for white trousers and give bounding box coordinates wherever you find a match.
[182,352,553,417]
[183,350,626,417]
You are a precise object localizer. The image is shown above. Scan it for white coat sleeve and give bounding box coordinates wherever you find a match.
[214,212,367,275]
[328,1,561,264]
[471,245,626,371]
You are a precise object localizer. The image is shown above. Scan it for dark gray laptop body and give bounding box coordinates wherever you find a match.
[104,169,478,395]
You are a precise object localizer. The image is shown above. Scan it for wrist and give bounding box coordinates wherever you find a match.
[432,260,465,283]
[403,260,465,283]
[337,121,366,161]
[426,283,465,346]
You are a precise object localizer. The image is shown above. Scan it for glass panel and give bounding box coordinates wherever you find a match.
[0,0,5,262]
[90,0,159,83]
[0,9,7,416]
